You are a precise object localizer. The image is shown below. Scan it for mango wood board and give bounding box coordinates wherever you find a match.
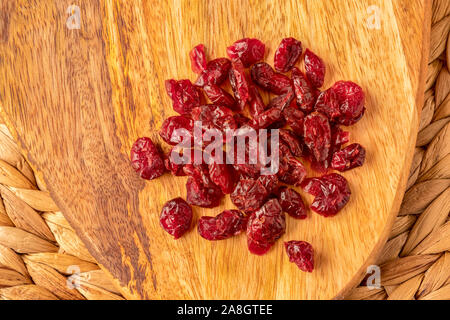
[0,0,430,299]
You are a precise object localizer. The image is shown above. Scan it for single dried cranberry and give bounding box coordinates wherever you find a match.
[229,59,250,111]
[314,88,340,122]
[250,62,292,94]
[284,241,314,272]
[247,199,286,255]
[277,156,307,186]
[331,143,366,172]
[233,113,251,128]
[208,162,235,194]
[226,38,265,67]
[159,198,192,239]
[279,129,303,157]
[195,58,231,87]
[274,38,302,73]
[165,79,202,115]
[248,85,266,117]
[191,104,237,132]
[291,67,316,113]
[164,148,191,176]
[189,44,207,74]
[203,84,237,110]
[332,81,365,125]
[303,112,331,162]
[301,173,351,217]
[231,178,268,213]
[198,210,247,241]
[130,137,165,180]
[258,175,279,195]
[277,187,307,219]
[186,176,222,208]
[250,92,293,129]
[159,115,194,146]
[304,49,325,88]
[283,106,305,136]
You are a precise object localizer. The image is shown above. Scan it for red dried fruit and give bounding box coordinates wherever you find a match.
[248,85,266,117]
[231,178,269,213]
[283,106,305,136]
[250,92,293,129]
[291,67,316,113]
[250,62,292,94]
[164,147,191,176]
[233,113,251,128]
[331,143,366,172]
[274,38,302,73]
[130,137,165,180]
[189,44,207,74]
[165,79,202,115]
[314,88,340,122]
[198,210,247,241]
[247,199,286,255]
[277,187,307,219]
[301,173,351,217]
[303,112,331,162]
[160,198,192,239]
[186,176,223,208]
[191,104,237,132]
[279,129,303,157]
[208,162,235,194]
[226,38,265,67]
[332,81,365,126]
[277,156,307,186]
[258,175,279,195]
[229,59,250,111]
[159,115,194,146]
[284,241,314,272]
[203,84,237,110]
[304,49,325,88]
[195,58,231,87]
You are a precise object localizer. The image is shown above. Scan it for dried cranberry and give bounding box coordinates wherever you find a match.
[159,198,192,239]
[301,173,351,217]
[284,241,314,272]
[250,62,292,94]
[291,67,316,113]
[258,175,279,195]
[248,85,266,117]
[226,38,265,67]
[191,104,237,132]
[277,187,307,219]
[164,148,191,176]
[229,59,250,111]
[233,113,250,127]
[314,88,341,122]
[165,79,202,115]
[304,49,325,88]
[231,178,268,213]
[332,81,365,125]
[159,116,194,146]
[195,58,231,87]
[250,92,293,129]
[130,137,165,180]
[283,106,305,136]
[203,84,237,110]
[198,210,247,241]
[279,129,303,157]
[247,199,286,255]
[303,112,331,162]
[274,38,302,73]
[277,156,307,186]
[186,176,222,208]
[189,44,207,74]
[208,162,235,194]
[331,143,366,172]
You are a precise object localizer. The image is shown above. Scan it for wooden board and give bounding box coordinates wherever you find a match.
[0,0,430,299]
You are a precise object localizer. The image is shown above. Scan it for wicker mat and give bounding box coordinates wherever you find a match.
[0,2,449,301]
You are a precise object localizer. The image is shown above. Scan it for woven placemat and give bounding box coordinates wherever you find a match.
[0,1,449,300]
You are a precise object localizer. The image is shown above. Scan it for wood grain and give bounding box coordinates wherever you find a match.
[0,0,430,299]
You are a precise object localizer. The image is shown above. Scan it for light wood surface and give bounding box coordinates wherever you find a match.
[0,0,430,299]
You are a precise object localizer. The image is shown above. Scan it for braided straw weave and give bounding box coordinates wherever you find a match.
[0,1,449,301]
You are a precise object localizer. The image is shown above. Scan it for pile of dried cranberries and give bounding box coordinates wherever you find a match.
[130,38,366,273]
